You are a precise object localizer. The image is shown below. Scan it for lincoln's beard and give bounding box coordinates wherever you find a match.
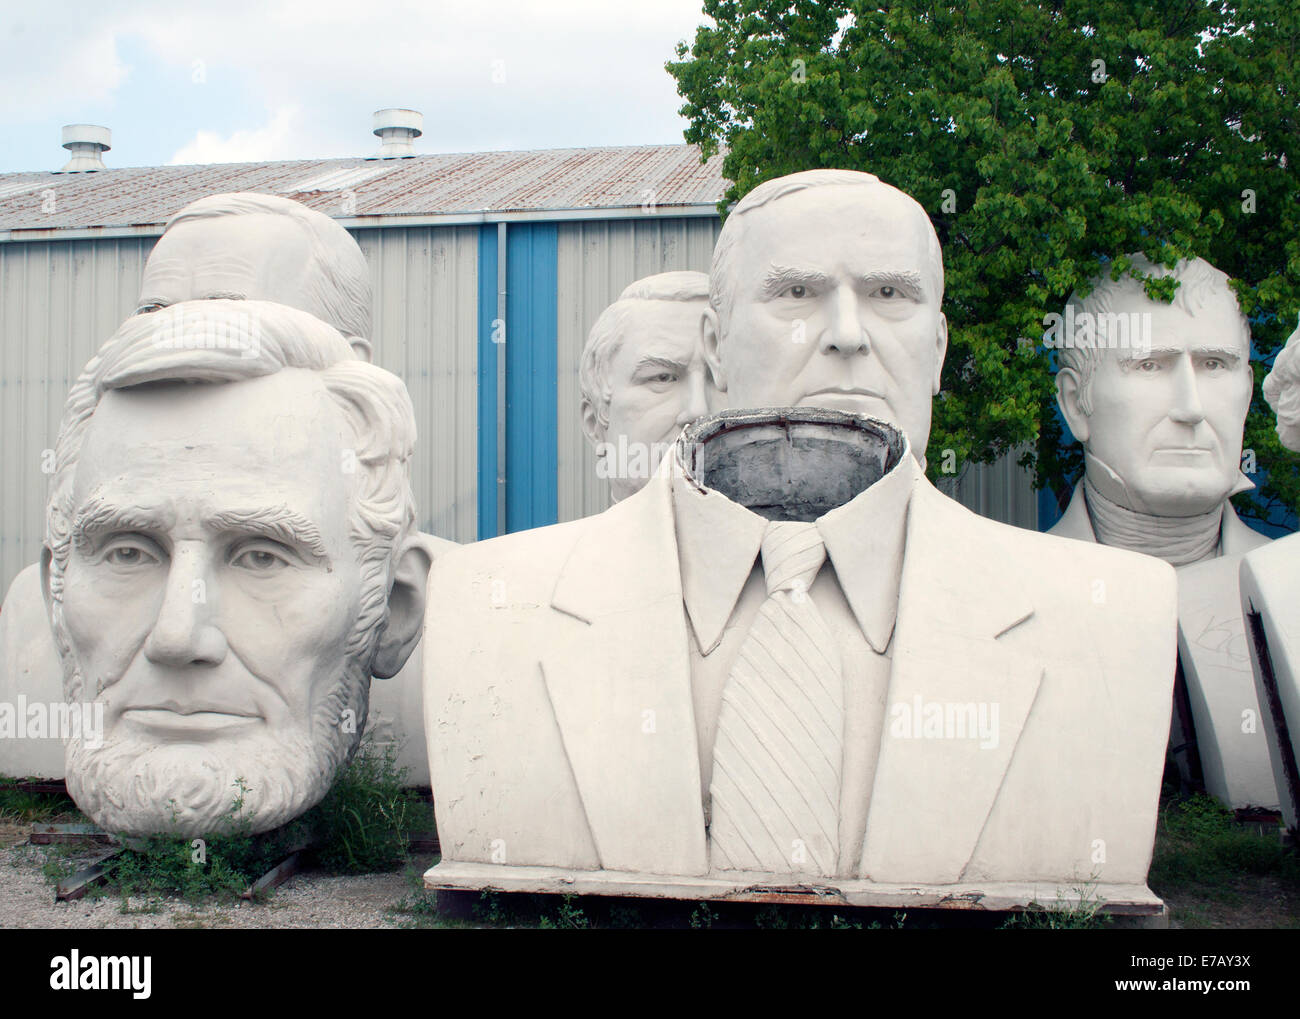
[58,645,372,839]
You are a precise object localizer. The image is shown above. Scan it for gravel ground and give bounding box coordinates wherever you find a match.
[0,835,436,929]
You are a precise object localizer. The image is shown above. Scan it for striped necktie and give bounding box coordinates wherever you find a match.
[709,519,844,877]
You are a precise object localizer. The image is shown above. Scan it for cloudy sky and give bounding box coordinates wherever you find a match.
[0,0,712,172]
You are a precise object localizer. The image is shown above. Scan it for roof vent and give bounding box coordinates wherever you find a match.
[61,124,111,172]
[372,109,422,158]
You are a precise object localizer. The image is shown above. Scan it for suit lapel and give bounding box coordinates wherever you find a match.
[542,468,709,876]
[860,479,1044,884]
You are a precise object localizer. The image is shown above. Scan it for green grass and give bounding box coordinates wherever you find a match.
[0,782,83,824]
[1000,881,1114,929]
[1149,794,1298,890]
[308,739,419,875]
[1147,793,1299,926]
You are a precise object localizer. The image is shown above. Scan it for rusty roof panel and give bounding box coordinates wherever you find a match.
[0,144,728,232]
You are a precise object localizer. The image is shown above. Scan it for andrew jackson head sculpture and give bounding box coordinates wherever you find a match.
[42,299,424,837]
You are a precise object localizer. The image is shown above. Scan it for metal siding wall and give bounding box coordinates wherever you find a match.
[505,223,558,532]
[475,225,500,539]
[0,237,154,594]
[555,216,723,522]
[935,449,1039,529]
[354,225,479,545]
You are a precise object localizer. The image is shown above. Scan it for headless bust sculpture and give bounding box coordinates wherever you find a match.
[422,171,1178,912]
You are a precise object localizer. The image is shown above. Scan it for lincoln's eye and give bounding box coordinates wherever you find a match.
[232,547,289,572]
[880,285,896,298]
[106,546,152,566]
[786,284,808,299]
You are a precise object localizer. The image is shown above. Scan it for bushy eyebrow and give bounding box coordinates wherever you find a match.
[1117,345,1244,367]
[70,499,330,563]
[72,498,173,556]
[862,270,925,296]
[208,507,330,562]
[633,355,688,373]
[761,264,831,298]
[760,265,928,299]
[1190,346,1244,362]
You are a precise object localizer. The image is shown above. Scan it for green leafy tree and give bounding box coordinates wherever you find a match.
[668,0,1300,521]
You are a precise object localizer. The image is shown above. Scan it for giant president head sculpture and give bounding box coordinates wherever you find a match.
[137,192,375,360]
[1054,255,1254,520]
[580,271,714,501]
[1263,315,1300,452]
[41,299,427,837]
[701,169,947,462]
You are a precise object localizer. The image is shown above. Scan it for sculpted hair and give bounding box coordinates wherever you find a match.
[162,192,374,344]
[1264,316,1300,451]
[579,271,709,436]
[708,169,946,333]
[1057,255,1252,415]
[45,300,417,703]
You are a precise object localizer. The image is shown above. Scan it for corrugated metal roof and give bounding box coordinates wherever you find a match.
[0,144,728,233]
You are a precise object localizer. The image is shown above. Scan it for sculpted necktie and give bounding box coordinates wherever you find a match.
[709,520,844,876]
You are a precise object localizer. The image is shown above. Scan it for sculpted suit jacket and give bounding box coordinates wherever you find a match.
[425,464,1177,888]
[1239,534,1300,829]
[1049,482,1277,810]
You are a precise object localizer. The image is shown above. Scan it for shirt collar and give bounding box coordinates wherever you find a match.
[670,440,916,656]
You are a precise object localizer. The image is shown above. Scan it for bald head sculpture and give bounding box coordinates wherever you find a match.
[580,271,714,501]
[702,169,947,462]
[137,192,375,360]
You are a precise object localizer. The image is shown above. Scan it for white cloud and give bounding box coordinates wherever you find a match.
[168,105,299,165]
[2,0,713,167]
[0,4,136,119]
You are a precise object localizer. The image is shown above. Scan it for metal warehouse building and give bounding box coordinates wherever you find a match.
[0,133,1036,595]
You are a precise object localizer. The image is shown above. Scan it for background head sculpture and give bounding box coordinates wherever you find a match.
[1054,254,1253,518]
[42,299,425,837]
[1263,315,1300,452]
[579,270,713,501]
[138,192,375,360]
[702,169,947,459]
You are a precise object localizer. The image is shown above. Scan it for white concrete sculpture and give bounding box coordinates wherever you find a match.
[423,170,1178,912]
[1,192,447,787]
[44,299,429,837]
[1049,255,1276,811]
[580,271,715,502]
[1239,317,1300,829]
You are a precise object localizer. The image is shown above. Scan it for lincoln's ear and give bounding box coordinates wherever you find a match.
[1056,367,1091,444]
[347,336,374,362]
[40,545,54,618]
[580,396,604,452]
[702,305,726,392]
[371,535,434,679]
[932,313,949,395]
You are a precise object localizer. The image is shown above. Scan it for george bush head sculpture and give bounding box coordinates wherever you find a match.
[42,299,426,837]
